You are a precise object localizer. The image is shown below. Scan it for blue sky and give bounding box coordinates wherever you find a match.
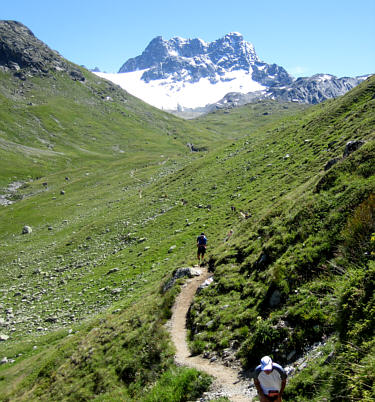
[2,0,374,77]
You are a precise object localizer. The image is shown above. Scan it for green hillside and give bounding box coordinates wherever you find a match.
[0,27,374,400]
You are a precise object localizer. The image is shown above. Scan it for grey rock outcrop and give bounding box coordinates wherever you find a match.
[204,74,370,112]
[0,20,84,80]
[266,74,368,104]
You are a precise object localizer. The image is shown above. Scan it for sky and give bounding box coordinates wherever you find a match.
[2,0,374,78]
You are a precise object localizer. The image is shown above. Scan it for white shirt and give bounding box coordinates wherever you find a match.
[255,363,287,395]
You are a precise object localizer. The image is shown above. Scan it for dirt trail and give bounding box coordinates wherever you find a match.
[169,266,256,401]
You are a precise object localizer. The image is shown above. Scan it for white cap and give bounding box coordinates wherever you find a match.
[261,356,273,371]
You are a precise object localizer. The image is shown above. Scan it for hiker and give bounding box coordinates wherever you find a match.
[196,232,207,266]
[254,356,287,401]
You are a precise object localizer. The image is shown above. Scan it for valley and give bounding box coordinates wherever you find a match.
[0,20,374,401]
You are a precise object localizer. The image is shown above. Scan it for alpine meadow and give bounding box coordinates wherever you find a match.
[0,20,374,401]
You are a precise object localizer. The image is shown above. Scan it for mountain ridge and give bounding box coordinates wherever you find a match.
[97,32,370,113]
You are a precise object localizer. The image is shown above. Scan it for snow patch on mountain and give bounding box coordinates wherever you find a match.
[96,69,265,109]
[94,32,370,113]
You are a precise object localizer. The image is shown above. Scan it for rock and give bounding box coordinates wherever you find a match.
[0,357,8,365]
[323,351,335,365]
[343,140,364,157]
[285,365,295,376]
[0,334,9,341]
[22,225,32,234]
[206,320,214,329]
[254,252,268,269]
[45,316,58,323]
[324,157,341,171]
[287,350,297,361]
[106,268,120,275]
[198,277,214,292]
[168,245,177,253]
[69,69,85,82]
[0,21,69,75]
[163,267,202,292]
[111,288,122,295]
[60,190,65,195]
[269,290,281,307]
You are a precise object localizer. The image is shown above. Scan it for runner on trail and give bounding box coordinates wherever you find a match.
[254,356,287,401]
[196,232,207,266]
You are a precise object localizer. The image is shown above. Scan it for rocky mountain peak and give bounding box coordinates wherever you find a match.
[118,32,283,86]
[119,32,259,74]
[99,32,371,113]
[0,20,84,81]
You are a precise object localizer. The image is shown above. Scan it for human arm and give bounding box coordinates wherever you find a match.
[254,378,267,402]
[276,378,286,401]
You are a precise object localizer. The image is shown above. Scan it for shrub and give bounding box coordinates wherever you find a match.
[342,193,375,262]
[142,367,212,402]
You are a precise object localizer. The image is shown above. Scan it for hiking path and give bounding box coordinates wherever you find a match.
[169,266,257,401]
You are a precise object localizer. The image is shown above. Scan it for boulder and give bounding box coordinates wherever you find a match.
[22,226,32,234]
[324,157,341,171]
[343,140,364,157]
[163,267,202,292]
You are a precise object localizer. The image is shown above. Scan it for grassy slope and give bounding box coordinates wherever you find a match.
[0,66,373,400]
[0,64,309,400]
[187,76,375,400]
[0,65,237,188]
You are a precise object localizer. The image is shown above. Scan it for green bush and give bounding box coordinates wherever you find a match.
[342,193,375,262]
[142,367,212,402]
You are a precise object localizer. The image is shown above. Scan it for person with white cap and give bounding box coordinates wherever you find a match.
[254,356,287,401]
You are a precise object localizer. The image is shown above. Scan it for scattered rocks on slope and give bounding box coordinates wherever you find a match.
[323,140,365,172]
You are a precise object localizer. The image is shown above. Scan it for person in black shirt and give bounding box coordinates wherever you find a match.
[196,233,207,266]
